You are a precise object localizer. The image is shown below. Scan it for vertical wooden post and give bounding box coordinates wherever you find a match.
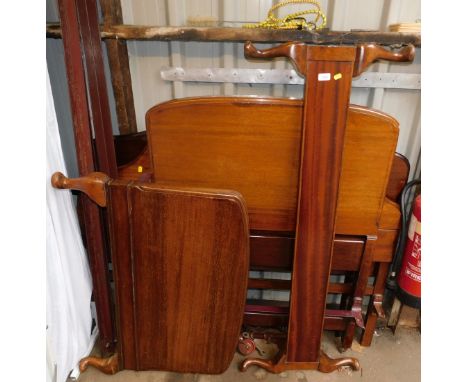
[100,0,138,135]
[57,0,116,354]
[287,46,356,362]
[76,0,118,177]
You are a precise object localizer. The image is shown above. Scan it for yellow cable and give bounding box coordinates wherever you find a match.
[243,0,327,31]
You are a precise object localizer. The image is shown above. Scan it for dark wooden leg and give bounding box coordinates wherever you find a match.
[361,262,390,346]
[337,272,355,351]
[79,353,119,374]
[337,237,375,348]
[341,320,356,351]
[361,307,378,347]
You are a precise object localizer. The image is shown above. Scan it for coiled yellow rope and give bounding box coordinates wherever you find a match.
[243,0,327,31]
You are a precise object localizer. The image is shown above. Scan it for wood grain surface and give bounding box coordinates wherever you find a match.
[287,48,355,362]
[131,95,402,363]
[57,0,115,352]
[146,97,302,232]
[100,0,138,135]
[386,153,410,202]
[46,23,422,47]
[106,180,250,373]
[146,97,398,236]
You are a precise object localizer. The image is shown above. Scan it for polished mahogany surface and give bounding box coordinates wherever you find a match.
[145,97,398,236]
[107,180,250,373]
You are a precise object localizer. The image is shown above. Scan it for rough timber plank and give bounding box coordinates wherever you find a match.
[46,24,421,46]
[100,0,137,134]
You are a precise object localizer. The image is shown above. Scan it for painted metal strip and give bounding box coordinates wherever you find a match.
[161,67,420,89]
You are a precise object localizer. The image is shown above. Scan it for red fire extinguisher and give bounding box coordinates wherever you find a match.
[396,195,421,309]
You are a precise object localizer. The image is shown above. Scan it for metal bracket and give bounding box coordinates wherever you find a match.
[161,67,420,89]
[325,297,365,329]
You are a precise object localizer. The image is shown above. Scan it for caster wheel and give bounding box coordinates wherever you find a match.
[238,337,256,355]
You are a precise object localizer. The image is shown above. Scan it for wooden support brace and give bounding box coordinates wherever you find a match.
[100,0,138,134]
[57,0,118,354]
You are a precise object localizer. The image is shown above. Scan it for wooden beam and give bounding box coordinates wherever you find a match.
[76,0,118,178]
[46,23,421,46]
[286,46,356,363]
[99,0,137,134]
[57,0,115,354]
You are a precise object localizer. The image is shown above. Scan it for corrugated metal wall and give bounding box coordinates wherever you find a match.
[120,0,421,177]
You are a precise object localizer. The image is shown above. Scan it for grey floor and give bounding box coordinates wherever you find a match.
[77,327,420,382]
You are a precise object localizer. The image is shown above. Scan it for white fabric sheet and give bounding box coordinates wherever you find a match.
[46,68,94,382]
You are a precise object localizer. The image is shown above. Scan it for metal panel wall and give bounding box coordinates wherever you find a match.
[121,0,420,178]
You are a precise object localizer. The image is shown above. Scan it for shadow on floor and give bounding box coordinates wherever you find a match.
[76,327,420,382]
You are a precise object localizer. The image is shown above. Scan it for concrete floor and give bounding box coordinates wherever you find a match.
[77,327,420,382]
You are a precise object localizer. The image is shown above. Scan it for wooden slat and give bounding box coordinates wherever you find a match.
[249,233,365,272]
[57,0,115,354]
[248,279,374,295]
[46,23,421,46]
[107,181,136,369]
[243,306,368,331]
[323,317,348,331]
[248,278,291,290]
[250,233,295,270]
[100,0,137,135]
[243,311,289,327]
[328,283,374,295]
[246,299,289,309]
[287,47,355,363]
[76,0,118,178]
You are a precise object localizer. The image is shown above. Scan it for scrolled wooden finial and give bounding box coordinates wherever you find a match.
[244,41,307,76]
[51,171,110,207]
[353,43,416,77]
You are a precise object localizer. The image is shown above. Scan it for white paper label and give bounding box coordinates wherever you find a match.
[318,73,331,81]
